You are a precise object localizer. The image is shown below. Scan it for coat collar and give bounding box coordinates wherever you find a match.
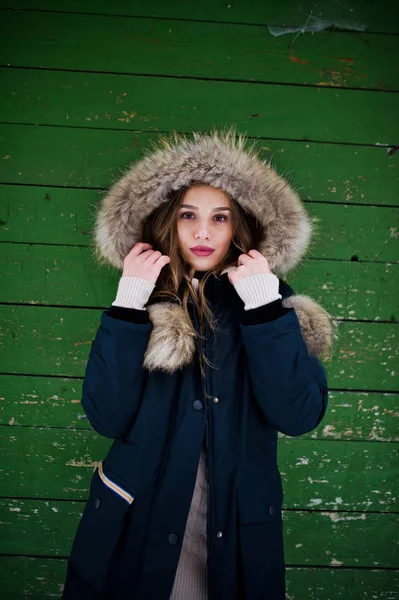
[146,268,234,308]
[143,270,337,374]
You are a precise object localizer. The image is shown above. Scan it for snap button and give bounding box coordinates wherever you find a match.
[168,533,180,545]
[192,400,203,411]
[94,497,101,509]
[213,397,219,403]
[268,504,275,516]
[216,531,223,538]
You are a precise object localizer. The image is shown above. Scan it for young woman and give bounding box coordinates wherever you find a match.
[62,127,335,600]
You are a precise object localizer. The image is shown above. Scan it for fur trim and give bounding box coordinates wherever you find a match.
[282,295,339,361]
[144,303,196,373]
[92,126,314,276]
[143,291,337,373]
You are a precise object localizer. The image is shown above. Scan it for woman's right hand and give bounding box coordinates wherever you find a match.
[122,242,170,284]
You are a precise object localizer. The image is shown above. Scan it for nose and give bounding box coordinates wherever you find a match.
[195,227,210,240]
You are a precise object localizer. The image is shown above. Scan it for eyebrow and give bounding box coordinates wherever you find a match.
[180,204,231,212]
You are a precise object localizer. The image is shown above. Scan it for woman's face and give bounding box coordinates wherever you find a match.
[177,185,234,271]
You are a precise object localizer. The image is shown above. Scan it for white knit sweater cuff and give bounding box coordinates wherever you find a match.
[112,276,155,311]
[233,272,282,310]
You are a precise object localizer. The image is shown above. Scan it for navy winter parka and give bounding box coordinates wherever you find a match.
[61,128,334,599]
[62,273,329,600]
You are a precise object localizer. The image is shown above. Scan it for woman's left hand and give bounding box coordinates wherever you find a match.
[228,249,273,285]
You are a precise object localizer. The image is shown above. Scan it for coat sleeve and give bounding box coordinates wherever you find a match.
[81,307,153,439]
[240,280,328,437]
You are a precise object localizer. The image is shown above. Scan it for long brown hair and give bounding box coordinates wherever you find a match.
[142,182,264,378]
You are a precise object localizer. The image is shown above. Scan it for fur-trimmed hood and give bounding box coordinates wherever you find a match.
[93,127,337,372]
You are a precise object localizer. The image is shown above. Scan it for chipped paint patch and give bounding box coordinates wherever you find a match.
[307,477,329,484]
[309,498,323,506]
[322,425,336,437]
[322,511,366,522]
[66,459,100,469]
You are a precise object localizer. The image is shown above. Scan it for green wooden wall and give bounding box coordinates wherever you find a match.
[1,1,398,597]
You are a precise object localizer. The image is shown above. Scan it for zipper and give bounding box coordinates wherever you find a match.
[191,301,213,593]
[204,396,213,596]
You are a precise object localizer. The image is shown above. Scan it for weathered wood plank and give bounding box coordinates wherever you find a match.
[0,186,98,245]
[305,203,399,261]
[1,427,397,511]
[1,556,67,599]
[0,374,89,430]
[2,11,398,91]
[1,305,397,389]
[304,391,399,442]
[1,556,398,600]
[284,510,398,568]
[280,438,398,511]
[1,126,397,205]
[0,244,398,322]
[1,197,398,262]
[2,375,397,441]
[7,1,399,34]
[1,498,397,567]
[1,68,398,145]
[286,566,399,600]
[290,260,398,322]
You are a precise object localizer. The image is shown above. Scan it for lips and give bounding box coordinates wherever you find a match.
[190,247,215,257]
